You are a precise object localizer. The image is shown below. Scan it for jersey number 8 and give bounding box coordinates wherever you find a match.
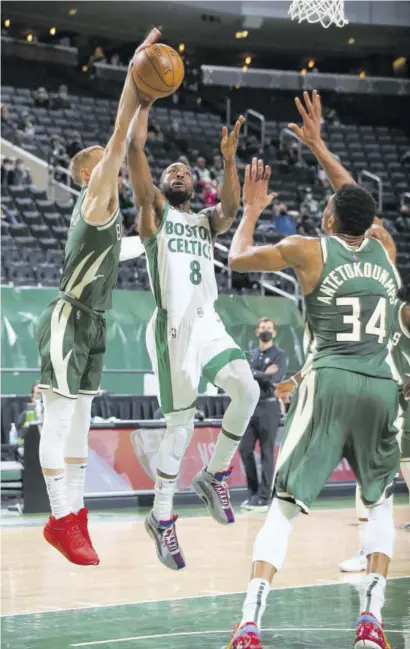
[336,296,387,343]
[189,260,202,285]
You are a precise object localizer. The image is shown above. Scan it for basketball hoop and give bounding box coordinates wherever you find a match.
[289,0,348,28]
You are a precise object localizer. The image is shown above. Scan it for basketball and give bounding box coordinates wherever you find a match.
[131,43,185,99]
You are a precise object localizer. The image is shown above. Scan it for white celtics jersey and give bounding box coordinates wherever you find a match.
[144,203,218,314]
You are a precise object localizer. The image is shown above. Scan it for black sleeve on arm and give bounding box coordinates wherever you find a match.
[269,350,288,383]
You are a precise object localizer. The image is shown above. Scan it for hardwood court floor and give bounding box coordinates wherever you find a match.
[1,502,409,649]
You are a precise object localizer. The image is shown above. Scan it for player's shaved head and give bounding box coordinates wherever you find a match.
[159,162,194,208]
[323,184,375,236]
[69,146,104,185]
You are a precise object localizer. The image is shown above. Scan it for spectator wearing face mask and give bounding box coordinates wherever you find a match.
[272,203,297,236]
[239,317,288,511]
[17,111,35,142]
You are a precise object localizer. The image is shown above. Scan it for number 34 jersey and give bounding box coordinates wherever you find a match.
[144,203,218,314]
[305,236,401,379]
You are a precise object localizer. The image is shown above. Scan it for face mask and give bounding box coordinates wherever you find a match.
[258,331,273,342]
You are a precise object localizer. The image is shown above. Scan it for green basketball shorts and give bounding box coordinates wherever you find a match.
[398,391,410,462]
[37,298,106,399]
[274,367,400,512]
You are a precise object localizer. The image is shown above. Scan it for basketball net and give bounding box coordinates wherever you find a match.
[289,0,348,28]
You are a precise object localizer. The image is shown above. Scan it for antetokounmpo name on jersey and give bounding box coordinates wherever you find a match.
[318,262,397,305]
[165,220,213,260]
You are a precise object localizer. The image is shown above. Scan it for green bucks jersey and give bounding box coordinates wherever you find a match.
[306,236,401,379]
[390,300,410,391]
[144,202,217,314]
[59,187,122,312]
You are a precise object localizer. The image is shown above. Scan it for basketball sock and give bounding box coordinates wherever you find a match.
[66,463,87,514]
[240,578,271,628]
[361,573,386,622]
[207,429,241,475]
[153,475,178,522]
[44,473,70,519]
[358,520,368,555]
[400,461,410,496]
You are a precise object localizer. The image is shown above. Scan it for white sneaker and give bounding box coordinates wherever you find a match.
[339,551,367,573]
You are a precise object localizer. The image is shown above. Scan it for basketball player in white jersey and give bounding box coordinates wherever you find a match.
[127,104,259,570]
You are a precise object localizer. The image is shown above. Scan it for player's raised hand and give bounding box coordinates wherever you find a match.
[288,89,322,148]
[243,158,277,215]
[221,115,245,161]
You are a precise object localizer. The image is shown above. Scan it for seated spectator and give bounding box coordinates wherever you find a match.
[110,53,121,66]
[66,131,83,158]
[118,177,137,232]
[203,180,218,207]
[1,104,13,128]
[301,187,319,216]
[1,157,14,187]
[50,136,69,181]
[33,86,49,108]
[147,119,163,142]
[51,84,71,109]
[272,203,297,236]
[16,111,35,141]
[17,382,44,440]
[296,205,319,236]
[211,154,224,184]
[193,156,211,186]
[88,46,106,69]
[13,159,33,187]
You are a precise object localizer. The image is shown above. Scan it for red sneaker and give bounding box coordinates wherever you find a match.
[43,513,100,566]
[226,623,263,648]
[354,612,391,649]
[76,508,98,554]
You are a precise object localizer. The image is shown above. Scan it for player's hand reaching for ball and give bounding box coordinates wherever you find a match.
[220,116,245,162]
[243,158,277,215]
[288,89,322,149]
[131,27,162,107]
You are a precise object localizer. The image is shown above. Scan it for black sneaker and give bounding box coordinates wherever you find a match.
[245,495,270,512]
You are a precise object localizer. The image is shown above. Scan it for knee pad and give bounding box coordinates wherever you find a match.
[64,394,94,459]
[157,408,196,476]
[39,390,77,469]
[215,360,260,436]
[252,497,300,571]
[362,496,396,559]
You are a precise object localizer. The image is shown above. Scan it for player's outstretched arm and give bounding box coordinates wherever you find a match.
[127,104,165,239]
[208,116,245,235]
[228,158,305,273]
[288,90,355,191]
[289,90,397,263]
[83,27,160,225]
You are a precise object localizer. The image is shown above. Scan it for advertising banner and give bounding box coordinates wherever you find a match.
[85,426,356,495]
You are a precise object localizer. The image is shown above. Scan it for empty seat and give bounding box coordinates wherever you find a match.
[31,224,50,239]
[35,264,60,287]
[8,263,36,286]
[21,211,43,228]
[38,237,59,250]
[9,222,29,238]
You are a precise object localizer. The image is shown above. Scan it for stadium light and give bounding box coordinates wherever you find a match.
[4,19,10,28]
[348,37,355,45]
[242,65,248,72]
[245,56,252,65]
[235,31,248,39]
[178,44,185,53]
[68,8,77,15]
[359,71,366,78]
[27,33,33,42]
[301,68,307,75]
[50,26,56,36]
[308,59,315,68]
[82,65,88,72]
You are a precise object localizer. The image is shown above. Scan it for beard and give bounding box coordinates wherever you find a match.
[162,185,192,207]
